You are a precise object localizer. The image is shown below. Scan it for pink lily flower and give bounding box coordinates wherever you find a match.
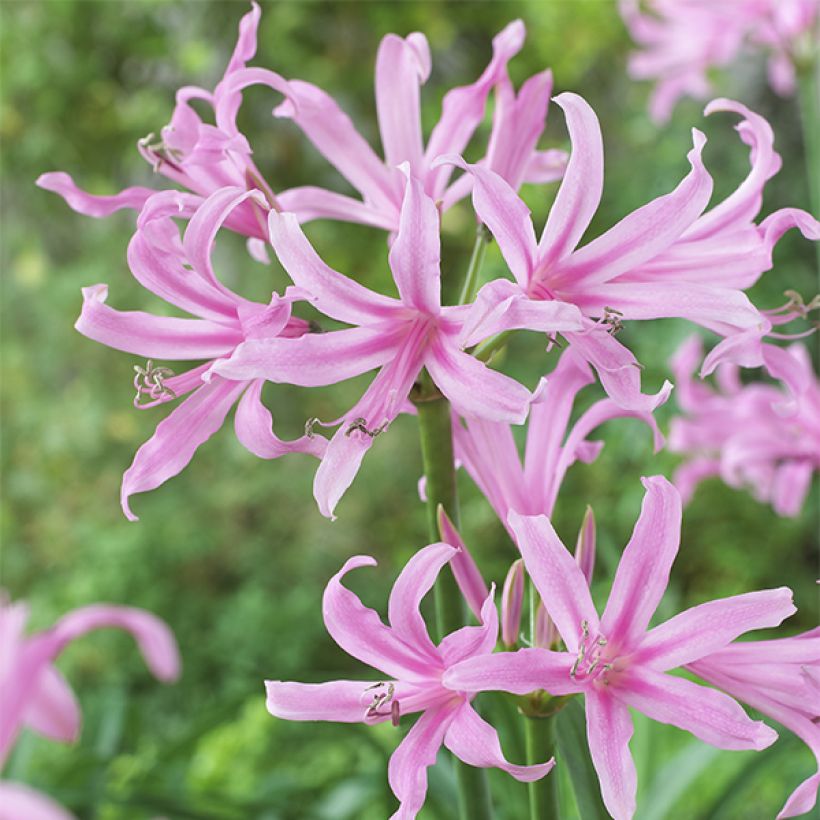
[210,171,580,518]
[0,593,179,816]
[453,348,664,535]
[269,20,565,232]
[444,476,796,819]
[669,335,820,517]
[688,628,820,819]
[75,186,325,520]
[266,542,553,819]
[620,0,819,123]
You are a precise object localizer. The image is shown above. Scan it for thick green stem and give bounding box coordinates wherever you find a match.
[413,372,493,820]
[797,47,820,280]
[458,225,491,305]
[525,715,559,820]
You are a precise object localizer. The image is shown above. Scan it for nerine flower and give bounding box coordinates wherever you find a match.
[0,593,180,817]
[210,171,582,518]
[270,20,565,232]
[620,0,820,123]
[75,186,324,520]
[266,543,553,820]
[669,335,820,517]
[444,476,795,819]
[688,628,820,819]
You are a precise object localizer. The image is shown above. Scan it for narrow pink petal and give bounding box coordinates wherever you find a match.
[437,507,489,621]
[672,457,722,505]
[210,325,404,387]
[438,589,498,668]
[277,185,396,230]
[213,66,293,135]
[508,511,598,652]
[780,773,820,820]
[618,668,777,751]
[759,208,820,261]
[537,93,604,265]
[635,588,796,671]
[772,461,814,518]
[75,285,241,360]
[552,129,712,288]
[266,679,400,723]
[376,34,429,174]
[388,704,458,820]
[425,336,532,423]
[23,667,80,744]
[443,648,577,696]
[268,210,400,324]
[388,543,456,658]
[322,556,438,680]
[523,148,568,184]
[445,701,555,782]
[37,172,153,217]
[121,377,247,521]
[600,476,681,647]
[585,689,637,820]
[234,379,326,460]
[0,782,76,820]
[226,2,260,71]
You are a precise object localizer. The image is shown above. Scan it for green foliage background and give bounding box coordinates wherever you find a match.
[1,1,817,818]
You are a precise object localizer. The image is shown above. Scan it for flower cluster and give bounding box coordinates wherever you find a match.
[32,4,820,819]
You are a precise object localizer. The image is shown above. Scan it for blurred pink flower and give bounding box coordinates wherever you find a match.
[689,628,820,819]
[669,335,820,516]
[620,0,820,122]
[266,543,553,820]
[211,171,580,518]
[445,476,795,819]
[75,186,325,520]
[0,781,75,820]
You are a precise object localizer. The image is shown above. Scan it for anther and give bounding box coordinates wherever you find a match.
[345,417,387,438]
[133,360,176,408]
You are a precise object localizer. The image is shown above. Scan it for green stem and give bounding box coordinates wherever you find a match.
[412,372,494,820]
[525,715,559,820]
[458,225,491,306]
[797,46,820,281]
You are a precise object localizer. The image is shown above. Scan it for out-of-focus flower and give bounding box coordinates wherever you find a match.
[0,594,180,817]
[689,628,820,819]
[445,476,795,819]
[669,335,820,516]
[266,543,553,820]
[211,172,580,518]
[75,186,325,520]
[620,0,820,123]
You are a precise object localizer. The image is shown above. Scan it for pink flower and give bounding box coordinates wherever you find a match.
[75,186,325,520]
[620,0,820,123]
[211,171,579,518]
[265,543,553,819]
[669,335,820,517]
[444,476,796,819]
[270,21,565,232]
[688,628,820,819]
[0,593,179,810]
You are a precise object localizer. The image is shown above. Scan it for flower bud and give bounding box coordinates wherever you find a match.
[574,505,596,584]
[437,505,488,620]
[501,559,525,648]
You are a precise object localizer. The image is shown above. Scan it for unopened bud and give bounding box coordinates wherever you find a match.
[574,506,596,584]
[534,598,559,648]
[501,559,525,648]
[437,505,488,621]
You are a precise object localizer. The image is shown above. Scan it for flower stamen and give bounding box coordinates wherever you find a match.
[133,360,177,408]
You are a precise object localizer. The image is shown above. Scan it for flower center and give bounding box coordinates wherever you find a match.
[570,620,614,684]
[361,682,401,726]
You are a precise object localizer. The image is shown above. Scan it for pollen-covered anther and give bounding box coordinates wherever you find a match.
[602,306,624,335]
[570,620,612,684]
[361,682,400,725]
[133,360,176,408]
[345,417,387,438]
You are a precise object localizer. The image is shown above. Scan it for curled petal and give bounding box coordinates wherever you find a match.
[23,667,80,744]
[37,172,153,217]
[438,587,499,668]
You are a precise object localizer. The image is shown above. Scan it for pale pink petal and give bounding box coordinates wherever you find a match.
[234,379,326,460]
[277,186,395,230]
[759,208,820,262]
[121,377,247,521]
[618,668,777,751]
[266,679,403,723]
[438,589,498,668]
[0,781,75,820]
[37,172,153,217]
[780,773,820,820]
[523,149,568,184]
[23,667,80,744]
[771,461,815,518]
[585,689,637,820]
[635,588,796,671]
[268,210,399,324]
[445,701,555,781]
[600,476,681,647]
[376,34,429,174]
[673,457,722,504]
[213,66,293,135]
[508,511,598,652]
[437,507,489,621]
[425,336,532,423]
[75,285,241,360]
[322,556,439,681]
[537,93,604,265]
[443,647,579,696]
[388,171,441,314]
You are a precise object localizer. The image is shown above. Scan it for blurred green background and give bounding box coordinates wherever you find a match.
[1,1,817,818]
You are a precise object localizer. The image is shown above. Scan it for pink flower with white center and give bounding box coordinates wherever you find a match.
[688,628,820,819]
[620,0,820,123]
[454,348,664,536]
[444,476,795,820]
[0,593,180,817]
[268,20,564,232]
[210,171,581,518]
[265,543,553,820]
[75,186,325,520]
[669,335,820,517]
[441,96,820,412]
